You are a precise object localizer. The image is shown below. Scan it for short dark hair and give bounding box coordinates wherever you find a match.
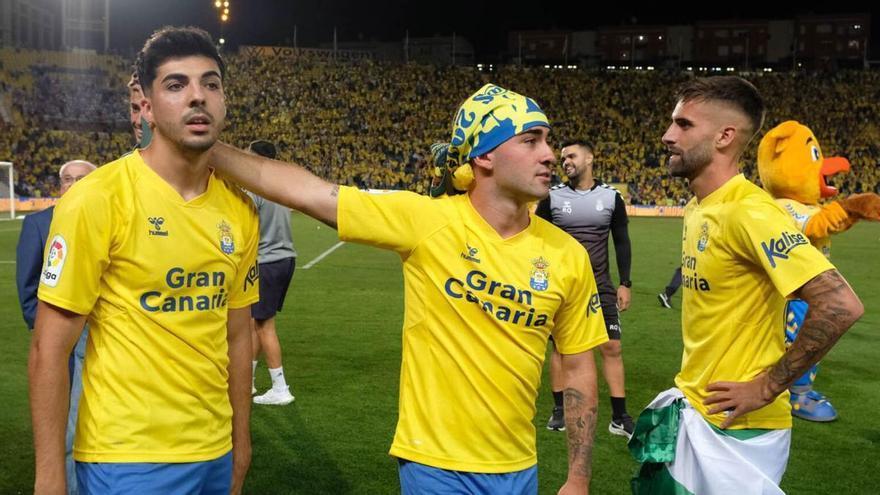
[675,76,765,137]
[135,26,225,94]
[248,140,277,159]
[560,139,594,154]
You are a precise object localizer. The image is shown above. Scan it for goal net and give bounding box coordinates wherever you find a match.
[0,162,15,220]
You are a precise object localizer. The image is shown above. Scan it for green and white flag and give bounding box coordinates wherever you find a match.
[629,388,791,495]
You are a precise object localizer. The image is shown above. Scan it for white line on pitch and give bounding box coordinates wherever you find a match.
[301,242,345,270]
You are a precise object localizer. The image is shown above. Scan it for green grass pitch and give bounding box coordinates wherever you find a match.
[0,214,877,493]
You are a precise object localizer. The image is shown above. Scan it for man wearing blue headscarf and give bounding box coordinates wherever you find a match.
[210,84,608,494]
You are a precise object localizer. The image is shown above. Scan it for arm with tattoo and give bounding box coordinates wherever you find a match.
[766,269,863,395]
[705,269,863,427]
[559,350,599,494]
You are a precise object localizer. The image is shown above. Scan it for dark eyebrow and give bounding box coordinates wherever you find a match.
[160,73,188,84]
[201,71,222,80]
[520,128,545,137]
[674,117,694,127]
[806,137,814,145]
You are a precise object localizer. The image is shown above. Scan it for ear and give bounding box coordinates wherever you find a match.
[716,125,737,149]
[472,152,494,172]
[584,151,594,165]
[140,96,153,125]
[764,120,801,154]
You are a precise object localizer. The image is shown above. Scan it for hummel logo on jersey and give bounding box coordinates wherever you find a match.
[460,243,481,263]
[762,231,809,268]
[148,217,168,236]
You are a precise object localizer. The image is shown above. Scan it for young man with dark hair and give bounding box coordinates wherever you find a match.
[209,83,608,494]
[630,76,863,493]
[30,26,258,494]
[536,139,635,438]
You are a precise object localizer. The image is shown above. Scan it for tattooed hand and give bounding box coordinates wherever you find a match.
[704,269,862,428]
[767,269,862,395]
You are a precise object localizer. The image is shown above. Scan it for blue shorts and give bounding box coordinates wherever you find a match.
[398,459,538,495]
[76,451,232,495]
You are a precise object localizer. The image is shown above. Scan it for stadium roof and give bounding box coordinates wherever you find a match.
[110,1,878,58]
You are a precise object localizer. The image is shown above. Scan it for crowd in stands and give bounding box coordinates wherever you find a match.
[1,47,878,204]
[15,67,129,131]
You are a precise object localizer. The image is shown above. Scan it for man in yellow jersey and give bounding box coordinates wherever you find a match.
[209,83,608,494]
[629,76,863,494]
[29,27,259,495]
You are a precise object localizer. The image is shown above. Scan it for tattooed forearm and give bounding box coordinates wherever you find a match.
[564,387,597,480]
[768,269,863,395]
[330,185,339,197]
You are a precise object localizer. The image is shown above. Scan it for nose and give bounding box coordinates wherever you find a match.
[661,125,676,147]
[539,141,555,166]
[189,84,206,108]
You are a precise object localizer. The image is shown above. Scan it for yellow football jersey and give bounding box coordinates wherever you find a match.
[38,150,259,462]
[675,175,833,430]
[775,198,831,259]
[337,186,608,473]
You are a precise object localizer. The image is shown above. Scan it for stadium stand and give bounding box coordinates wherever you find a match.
[1,48,878,203]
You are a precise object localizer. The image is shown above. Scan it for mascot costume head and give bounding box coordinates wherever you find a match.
[757,120,879,422]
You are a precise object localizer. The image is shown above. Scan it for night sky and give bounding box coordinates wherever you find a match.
[109,1,879,59]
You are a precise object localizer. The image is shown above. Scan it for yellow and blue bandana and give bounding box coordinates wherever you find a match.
[430,84,549,197]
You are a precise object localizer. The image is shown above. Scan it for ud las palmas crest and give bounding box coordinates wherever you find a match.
[218,220,235,254]
[530,256,550,291]
[697,222,710,252]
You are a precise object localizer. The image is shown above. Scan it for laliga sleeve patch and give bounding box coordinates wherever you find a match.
[41,235,67,287]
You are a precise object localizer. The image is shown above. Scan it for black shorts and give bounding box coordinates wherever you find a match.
[251,257,295,321]
[599,292,621,340]
[548,313,621,347]
[604,316,621,341]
